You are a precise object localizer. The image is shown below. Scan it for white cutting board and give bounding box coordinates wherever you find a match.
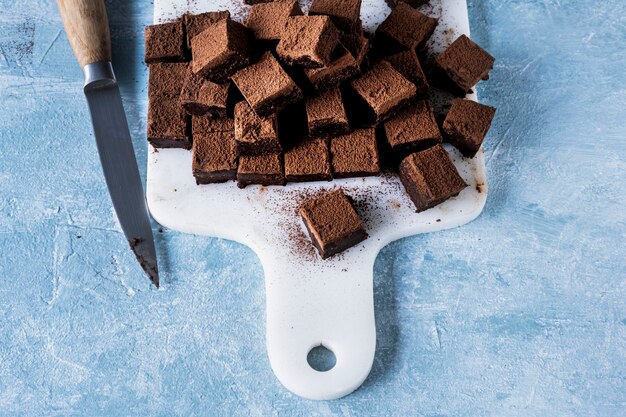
[147,0,487,400]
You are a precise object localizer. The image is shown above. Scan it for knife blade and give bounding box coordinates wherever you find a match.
[57,0,159,287]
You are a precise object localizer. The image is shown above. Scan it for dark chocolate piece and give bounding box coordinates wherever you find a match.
[192,130,238,184]
[383,100,442,161]
[144,20,186,63]
[399,144,467,212]
[306,88,350,138]
[180,68,230,117]
[284,136,332,182]
[434,35,495,96]
[148,62,188,98]
[442,99,496,157]
[147,97,190,149]
[309,0,363,32]
[299,189,367,259]
[376,3,438,51]
[245,1,303,41]
[231,51,303,117]
[234,101,282,155]
[191,19,252,82]
[184,10,230,49]
[304,45,360,91]
[350,61,416,123]
[385,50,429,96]
[276,16,341,68]
[237,153,285,188]
[192,116,234,135]
[330,128,380,178]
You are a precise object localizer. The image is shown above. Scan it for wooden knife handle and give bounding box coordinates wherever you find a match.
[57,0,112,68]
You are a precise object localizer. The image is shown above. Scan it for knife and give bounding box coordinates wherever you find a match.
[57,0,159,287]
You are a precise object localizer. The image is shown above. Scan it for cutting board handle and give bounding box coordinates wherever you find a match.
[57,0,112,68]
[259,248,378,400]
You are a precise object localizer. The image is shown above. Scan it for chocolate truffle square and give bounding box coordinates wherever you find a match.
[237,153,285,188]
[309,0,363,32]
[350,61,416,123]
[192,130,238,184]
[442,99,496,157]
[276,16,341,68]
[399,144,467,212]
[184,10,230,49]
[434,35,495,96]
[144,20,186,63]
[191,19,252,82]
[376,3,438,51]
[306,88,350,138]
[304,45,360,91]
[234,101,282,155]
[147,97,190,149]
[299,189,367,259]
[385,50,429,96]
[245,0,303,41]
[383,100,442,160]
[232,51,303,117]
[284,136,332,182]
[192,115,234,135]
[180,68,230,117]
[330,128,380,178]
[148,62,188,98]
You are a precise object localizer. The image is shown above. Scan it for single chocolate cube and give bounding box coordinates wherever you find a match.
[309,0,363,32]
[192,115,234,135]
[192,130,238,184]
[179,68,230,117]
[299,189,367,259]
[191,19,252,82]
[399,144,467,212]
[341,32,369,68]
[276,16,341,68]
[184,10,230,50]
[350,61,416,123]
[237,153,285,188]
[434,35,495,96]
[245,0,303,41]
[376,3,438,51]
[231,51,303,117]
[148,62,189,98]
[383,100,442,161]
[147,96,190,149]
[306,88,350,138]
[144,20,186,63]
[442,99,496,157]
[385,50,429,96]
[304,45,360,91]
[330,128,380,178]
[284,136,332,182]
[234,101,282,155]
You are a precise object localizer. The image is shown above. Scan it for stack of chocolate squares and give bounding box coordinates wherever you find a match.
[144,0,497,257]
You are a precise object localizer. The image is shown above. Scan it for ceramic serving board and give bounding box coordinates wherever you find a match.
[147,0,487,400]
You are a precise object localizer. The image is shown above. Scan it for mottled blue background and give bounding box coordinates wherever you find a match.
[0,0,624,416]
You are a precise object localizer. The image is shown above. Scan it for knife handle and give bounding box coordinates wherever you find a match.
[57,0,112,68]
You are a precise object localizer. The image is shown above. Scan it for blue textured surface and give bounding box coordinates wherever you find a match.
[0,0,625,415]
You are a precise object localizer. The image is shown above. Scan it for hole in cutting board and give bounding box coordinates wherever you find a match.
[307,345,336,372]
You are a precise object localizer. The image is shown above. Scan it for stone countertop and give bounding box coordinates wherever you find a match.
[0,0,624,415]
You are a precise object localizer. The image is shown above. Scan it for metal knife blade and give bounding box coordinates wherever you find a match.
[84,62,159,287]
